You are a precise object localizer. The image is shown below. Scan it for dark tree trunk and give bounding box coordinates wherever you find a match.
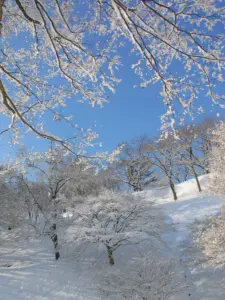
[107,246,114,265]
[133,184,140,192]
[51,223,60,260]
[189,146,202,192]
[192,166,202,192]
[169,180,177,201]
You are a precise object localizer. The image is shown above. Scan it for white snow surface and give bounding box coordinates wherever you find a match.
[1,175,225,299]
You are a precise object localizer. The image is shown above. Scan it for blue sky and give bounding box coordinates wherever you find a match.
[1,37,225,160]
[1,53,225,160]
[71,69,225,153]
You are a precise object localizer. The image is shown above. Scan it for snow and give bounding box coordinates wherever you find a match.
[0,175,225,299]
[144,175,224,300]
[150,175,222,247]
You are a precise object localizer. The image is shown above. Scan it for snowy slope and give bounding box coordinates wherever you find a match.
[0,175,224,300]
[148,175,222,246]
[143,175,224,300]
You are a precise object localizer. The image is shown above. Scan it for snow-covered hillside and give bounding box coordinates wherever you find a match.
[0,175,224,300]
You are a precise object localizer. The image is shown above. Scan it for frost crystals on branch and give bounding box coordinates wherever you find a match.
[0,0,120,150]
[0,0,224,144]
[103,0,225,131]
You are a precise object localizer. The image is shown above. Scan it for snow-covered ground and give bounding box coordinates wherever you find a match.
[144,176,225,300]
[0,175,224,299]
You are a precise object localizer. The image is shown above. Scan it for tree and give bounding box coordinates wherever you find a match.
[195,119,216,174]
[176,120,216,192]
[62,166,120,199]
[0,0,120,150]
[0,164,27,230]
[16,174,64,260]
[115,137,157,192]
[17,146,88,260]
[68,191,163,265]
[159,119,217,191]
[0,181,25,230]
[0,1,224,147]
[102,0,225,131]
[192,121,225,266]
[172,164,190,184]
[101,254,186,300]
[209,121,225,196]
[148,137,180,200]
[177,125,204,192]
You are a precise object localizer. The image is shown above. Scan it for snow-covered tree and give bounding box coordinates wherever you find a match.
[68,191,163,265]
[207,121,225,196]
[62,166,120,199]
[101,0,225,132]
[176,120,216,192]
[0,164,27,230]
[0,0,224,146]
[16,146,90,260]
[0,0,120,150]
[195,119,216,174]
[114,136,157,192]
[101,254,186,299]
[191,122,225,266]
[147,137,181,200]
[177,125,204,192]
[0,181,25,230]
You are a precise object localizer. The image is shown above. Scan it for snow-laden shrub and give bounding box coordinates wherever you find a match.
[193,210,225,266]
[101,254,187,300]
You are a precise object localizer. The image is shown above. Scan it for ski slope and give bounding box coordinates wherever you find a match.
[0,175,224,300]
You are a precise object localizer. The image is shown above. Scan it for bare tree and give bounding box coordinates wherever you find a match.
[148,137,180,200]
[177,125,203,192]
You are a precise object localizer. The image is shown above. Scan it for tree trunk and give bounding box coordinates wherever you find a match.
[189,146,202,192]
[51,223,60,260]
[192,166,202,192]
[133,187,138,192]
[169,180,177,201]
[107,246,114,265]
